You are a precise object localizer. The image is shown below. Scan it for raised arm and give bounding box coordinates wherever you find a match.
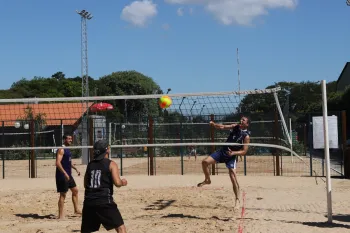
[110,161,127,188]
[210,121,236,130]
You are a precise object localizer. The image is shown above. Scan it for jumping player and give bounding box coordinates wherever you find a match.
[197,116,251,209]
[81,139,128,233]
[55,133,81,219]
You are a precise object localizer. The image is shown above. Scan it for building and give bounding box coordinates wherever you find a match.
[337,62,350,92]
[0,102,94,148]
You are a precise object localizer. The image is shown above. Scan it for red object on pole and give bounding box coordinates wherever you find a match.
[90,102,114,112]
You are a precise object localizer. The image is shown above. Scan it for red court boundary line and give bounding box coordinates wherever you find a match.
[237,191,246,233]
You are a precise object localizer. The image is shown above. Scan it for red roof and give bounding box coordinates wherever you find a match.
[0,102,94,127]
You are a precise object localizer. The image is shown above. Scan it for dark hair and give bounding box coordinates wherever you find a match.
[241,115,251,125]
[63,133,72,140]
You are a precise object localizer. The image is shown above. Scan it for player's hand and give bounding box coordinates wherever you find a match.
[209,121,215,126]
[227,148,235,156]
[64,174,70,181]
[121,178,128,186]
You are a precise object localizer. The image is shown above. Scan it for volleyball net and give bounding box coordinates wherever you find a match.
[0,86,320,178]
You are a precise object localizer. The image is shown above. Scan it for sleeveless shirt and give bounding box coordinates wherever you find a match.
[84,158,114,206]
[55,148,72,180]
[223,125,251,152]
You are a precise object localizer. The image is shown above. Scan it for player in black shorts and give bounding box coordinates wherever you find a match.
[81,139,128,233]
[55,133,81,219]
[197,116,251,210]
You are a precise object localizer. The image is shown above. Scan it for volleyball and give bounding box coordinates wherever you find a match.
[159,95,172,109]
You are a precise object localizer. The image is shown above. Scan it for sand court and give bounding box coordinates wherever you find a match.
[0,173,350,233]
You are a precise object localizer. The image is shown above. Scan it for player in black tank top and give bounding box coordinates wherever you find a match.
[81,140,128,233]
[197,116,251,211]
[55,133,82,219]
[84,158,114,205]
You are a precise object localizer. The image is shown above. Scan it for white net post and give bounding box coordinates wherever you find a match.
[108,122,112,159]
[273,91,292,146]
[321,80,332,223]
[81,119,89,165]
[289,118,293,163]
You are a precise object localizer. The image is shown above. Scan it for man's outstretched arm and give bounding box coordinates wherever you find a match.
[209,121,236,130]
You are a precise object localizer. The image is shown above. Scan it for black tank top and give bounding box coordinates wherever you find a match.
[84,158,114,206]
[223,125,251,151]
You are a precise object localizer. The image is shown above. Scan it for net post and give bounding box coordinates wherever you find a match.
[210,114,215,176]
[89,117,94,162]
[273,91,292,145]
[308,114,313,177]
[274,108,280,176]
[120,123,123,176]
[2,121,4,179]
[341,110,348,177]
[108,122,112,159]
[180,121,184,175]
[321,80,332,223]
[243,151,247,176]
[30,120,36,178]
[153,122,156,176]
[148,115,154,176]
[289,118,293,163]
[304,123,307,157]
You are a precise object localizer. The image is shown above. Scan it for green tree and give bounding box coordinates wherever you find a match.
[97,71,163,122]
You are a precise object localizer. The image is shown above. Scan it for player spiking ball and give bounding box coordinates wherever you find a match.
[197,116,251,210]
[159,95,172,109]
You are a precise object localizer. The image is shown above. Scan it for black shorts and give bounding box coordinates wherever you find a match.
[81,202,124,232]
[56,177,77,193]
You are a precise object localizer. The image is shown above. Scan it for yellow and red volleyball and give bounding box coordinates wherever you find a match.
[159,95,172,109]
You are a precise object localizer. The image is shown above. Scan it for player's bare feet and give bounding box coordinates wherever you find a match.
[234,198,241,211]
[197,180,211,187]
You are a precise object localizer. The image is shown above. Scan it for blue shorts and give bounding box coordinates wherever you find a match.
[210,150,237,169]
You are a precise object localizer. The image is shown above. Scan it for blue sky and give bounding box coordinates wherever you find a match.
[0,0,349,94]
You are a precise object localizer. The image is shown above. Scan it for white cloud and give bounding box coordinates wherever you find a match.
[177,7,184,16]
[165,0,298,26]
[121,0,157,27]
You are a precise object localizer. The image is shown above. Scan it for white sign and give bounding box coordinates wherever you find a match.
[312,116,338,149]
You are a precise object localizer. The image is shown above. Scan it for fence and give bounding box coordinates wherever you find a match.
[0,110,347,179]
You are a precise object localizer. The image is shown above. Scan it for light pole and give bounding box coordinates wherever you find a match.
[199,105,206,115]
[76,9,93,165]
[15,121,35,178]
[76,9,93,101]
[190,101,197,122]
[166,88,171,94]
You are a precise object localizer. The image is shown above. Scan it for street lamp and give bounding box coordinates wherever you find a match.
[14,121,29,130]
[14,122,20,129]
[166,88,171,94]
[76,9,93,19]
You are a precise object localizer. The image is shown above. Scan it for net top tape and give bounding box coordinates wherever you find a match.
[0,87,281,103]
